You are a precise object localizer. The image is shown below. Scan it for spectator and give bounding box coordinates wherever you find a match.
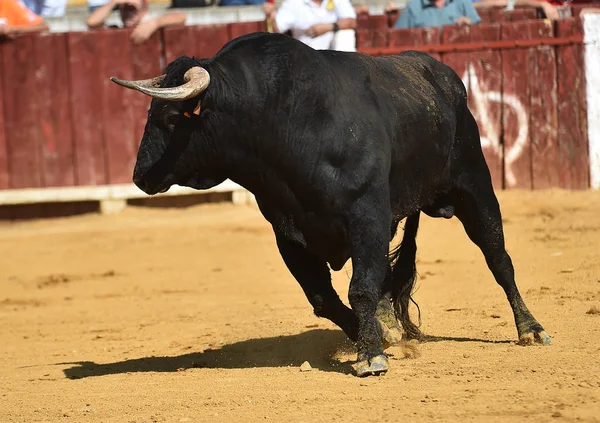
[473,0,560,20]
[387,0,481,28]
[0,0,49,39]
[86,0,186,44]
[21,0,66,17]
[263,0,357,51]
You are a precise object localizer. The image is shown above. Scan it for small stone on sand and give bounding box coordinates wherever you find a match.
[300,361,312,372]
[586,306,600,315]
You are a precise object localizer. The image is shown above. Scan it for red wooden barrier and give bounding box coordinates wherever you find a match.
[228,21,265,40]
[442,24,504,189]
[100,30,138,185]
[0,42,8,189]
[357,14,389,48]
[528,28,559,189]
[1,35,44,189]
[131,31,163,143]
[504,8,538,21]
[190,25,230,58]
[501,20,553,188]
[0,19,593,193]
[571,4,599,18]
[388,27,441,60]
[34,33,76,188]
[163,26,191,65]
[67,31,108,186]
[556,18,589,189]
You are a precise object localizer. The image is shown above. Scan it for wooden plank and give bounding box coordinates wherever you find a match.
[131,31,163,145]
[386,10,400,28]
[477,9,494,25]
[488,8,508,23]
[388,27,440,46]
[67,31,108,186]
[441,23,471,44]
[0,42,8,189]
[192,25,230,59]
[228,21,264,40]
[356,29,373,49]
[504,8,537,21]
[356,12,370,31]
[163,26,191,65]
[388,28,420,46]
[364,14,389,46]
[501,21,536,188]
[373,28,388,48]
[556,18,589,189]
[34,33,75,188]
[1,35,44,189]
[468,24,504,189]
[571,4,599,18]
[527,24,559,189]
[100,29,137,185]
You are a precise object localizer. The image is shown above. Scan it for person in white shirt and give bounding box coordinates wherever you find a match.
[21,0,66,17]
[263,0,357,52]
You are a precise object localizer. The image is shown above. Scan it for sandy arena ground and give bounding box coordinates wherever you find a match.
[1,190,599,422]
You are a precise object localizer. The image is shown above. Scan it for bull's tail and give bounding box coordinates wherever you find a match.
[388,212,423,340]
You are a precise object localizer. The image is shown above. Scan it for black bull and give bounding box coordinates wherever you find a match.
[110,32,550,377]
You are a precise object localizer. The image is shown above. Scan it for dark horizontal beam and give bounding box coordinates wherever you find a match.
[359,35,584,56]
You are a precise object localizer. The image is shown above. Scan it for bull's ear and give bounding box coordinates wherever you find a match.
[192,100,201,116]
[183,100,201,119]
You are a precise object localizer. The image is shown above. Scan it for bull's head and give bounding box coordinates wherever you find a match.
[110,57,225,195]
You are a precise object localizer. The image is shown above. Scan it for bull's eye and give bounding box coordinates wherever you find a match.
[163,111,181,131]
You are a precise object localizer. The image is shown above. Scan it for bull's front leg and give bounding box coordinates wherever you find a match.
[347,189,392,377]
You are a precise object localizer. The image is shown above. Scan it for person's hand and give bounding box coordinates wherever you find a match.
[0,24,17,39]
[354,4,369,15]
[130,19,157,44]
[263,2,276,17]
[385,1,399,12]
[541,2,559,20]
[306,23,332,38]
[455,16,472,25]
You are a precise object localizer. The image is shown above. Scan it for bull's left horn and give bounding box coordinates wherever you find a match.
[110,67,210,101]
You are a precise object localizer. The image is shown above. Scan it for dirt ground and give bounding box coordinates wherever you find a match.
[1,189,599,422]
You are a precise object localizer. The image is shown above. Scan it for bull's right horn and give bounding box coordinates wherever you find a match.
[110,66,210,101]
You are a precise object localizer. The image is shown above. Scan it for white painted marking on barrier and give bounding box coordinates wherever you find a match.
[462,64,529,187]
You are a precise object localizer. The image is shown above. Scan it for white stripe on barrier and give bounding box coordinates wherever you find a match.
[584,12,600,189]
[0,180,244,205]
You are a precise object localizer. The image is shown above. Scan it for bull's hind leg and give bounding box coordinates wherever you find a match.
[276,236,359,341]
[376,290,404,348]
[452,114,550,345]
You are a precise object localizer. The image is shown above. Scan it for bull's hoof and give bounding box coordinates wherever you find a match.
[355,354,389,377]
[382,325,403,350]
[518,330,552,346]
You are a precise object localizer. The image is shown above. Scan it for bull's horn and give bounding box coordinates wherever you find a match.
[110,67,210,101]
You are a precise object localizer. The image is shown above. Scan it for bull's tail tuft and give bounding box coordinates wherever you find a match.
[388,212,423,340]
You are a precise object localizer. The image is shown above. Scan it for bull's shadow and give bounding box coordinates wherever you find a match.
[61,329,357,379]
[60,329,513,379]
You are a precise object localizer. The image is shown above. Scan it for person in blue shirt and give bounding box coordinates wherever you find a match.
[391,0,481,28]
